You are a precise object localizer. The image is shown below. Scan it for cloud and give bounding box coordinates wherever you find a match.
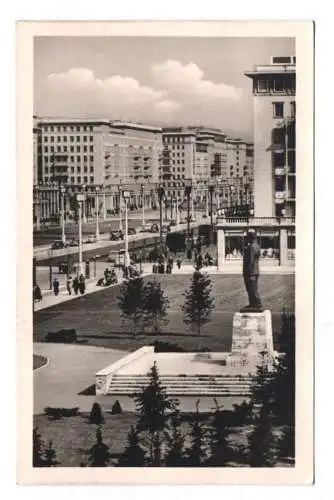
[151,59,243,101]
[36,62,250,138]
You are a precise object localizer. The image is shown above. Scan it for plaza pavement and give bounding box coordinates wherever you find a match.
[33,342,126,415]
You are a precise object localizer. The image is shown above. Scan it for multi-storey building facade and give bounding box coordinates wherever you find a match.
[245,56,296,217]
[33,118,162,217]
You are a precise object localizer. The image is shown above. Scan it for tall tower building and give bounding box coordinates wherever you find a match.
[245,56,296,217]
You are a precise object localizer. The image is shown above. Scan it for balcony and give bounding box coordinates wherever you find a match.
[217,216,295,228]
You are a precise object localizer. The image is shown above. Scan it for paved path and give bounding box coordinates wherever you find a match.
[33,343,126,415]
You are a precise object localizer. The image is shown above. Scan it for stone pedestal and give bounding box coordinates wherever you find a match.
[231,310,274,371]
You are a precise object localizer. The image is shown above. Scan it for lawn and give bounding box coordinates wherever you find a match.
[33,274,294,353]
[33,411,291,467]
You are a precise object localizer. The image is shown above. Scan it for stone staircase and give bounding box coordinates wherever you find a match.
[106,373,253,397]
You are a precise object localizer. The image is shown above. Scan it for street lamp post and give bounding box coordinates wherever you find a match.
[76,193,85,276]
[157,185,165,250]
[95,186,100,241]
[208,180,215,245]
[184,179,192,258]
[174,197,179,225]
[141,184,145,226]
[164,197,168,222]
[170,196,173,220]
[122,190,131,268]
[118,188,123,232]
[60,185,66,245]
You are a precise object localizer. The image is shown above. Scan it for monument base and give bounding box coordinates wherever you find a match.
[230,309,275,371]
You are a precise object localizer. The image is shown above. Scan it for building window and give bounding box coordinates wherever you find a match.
[70,146,74,152]
[90,146,94,152]
[76,136,80,142]
[90,176,94,183]
[70,136,74,142]
[77,156,80,162]
[57,146,61,152]
[83,155,87,162]
[274,77,284,92]
[70,156,74,162]
[76,126,80,132]
[44,146,48,153]
[64,146,67,152]
[71,176,75,183]
[257,79,268,92]
[90,136,94,141]
[71,167,75,173]
[50,136,54,142]
[83,146,87,152]
[84,167,88,173]
[90,167,94,173]
[50,146,54,153]
[77,167,81,173]
[83,136,87,142]
[44,156,48,163]
[77,146,80,153]
[44,136,48,142]
[77,177,81,183]
[90,156,94,162]
[273,102,284,118]
[84,176,88,183]
[63,136,67,142]
[291,101,296,117]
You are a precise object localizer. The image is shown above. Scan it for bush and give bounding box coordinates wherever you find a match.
[45,329,77,344]
[152,340,186,353]
[44,407,79,419]
[89,402,104,424]
[111,400,123,415]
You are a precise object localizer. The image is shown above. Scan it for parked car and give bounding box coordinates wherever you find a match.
[128,227,137,235]
[161,224,171,234]
[84,235,96,244]
[68,239,79,247]
[110,230,123,241]
[50,240,68,250]
[140,223,153,233]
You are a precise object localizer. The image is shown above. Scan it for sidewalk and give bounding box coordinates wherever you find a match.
[171,263,295,275]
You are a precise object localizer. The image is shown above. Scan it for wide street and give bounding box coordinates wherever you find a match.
[34,273,295,353]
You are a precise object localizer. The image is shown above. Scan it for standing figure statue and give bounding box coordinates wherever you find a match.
[241,230,263,312]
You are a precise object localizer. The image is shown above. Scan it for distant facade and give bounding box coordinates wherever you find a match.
[161,126,254,209]
[245,56,296,217]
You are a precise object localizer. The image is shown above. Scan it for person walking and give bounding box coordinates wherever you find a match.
[176,258,182,270]
[66,275,73,295]
[79,274,86,294]
[52,277,60,296]
[33,284,42,303]
[72,276,80,295]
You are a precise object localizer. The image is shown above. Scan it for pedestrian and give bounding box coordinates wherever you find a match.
[66,275,73,295]
[73,276,80,295]
[33,284,42,303]
[79,274,86,294]
[52,277,59,296]
[176,258,182,269]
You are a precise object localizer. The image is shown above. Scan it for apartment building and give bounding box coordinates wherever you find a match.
[245,56,296,217]
[34,117,162,212]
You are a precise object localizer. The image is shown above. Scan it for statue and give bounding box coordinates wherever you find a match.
[241,230,263,312]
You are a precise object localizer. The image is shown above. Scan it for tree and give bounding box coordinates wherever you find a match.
[134,361,175,464]
[247,398,277,467]
[33,427,46,467]
[87,428,112,467]
[143,280,169,334]
[89,402,104,425]
[205,399,231,466]
[182,270,215,335]
[164,403,186,466]
[185,401,207,466]
[117,276,147,337]
[117,426,147,467]
[44,441,59,467]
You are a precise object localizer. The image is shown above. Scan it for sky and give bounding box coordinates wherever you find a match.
[34,37,295,141]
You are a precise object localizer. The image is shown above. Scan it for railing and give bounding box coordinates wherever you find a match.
[250,64,295,73]
[216,216,295,227]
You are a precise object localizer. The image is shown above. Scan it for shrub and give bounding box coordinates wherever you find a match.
[111,400,122,415]
[89,402,104,425]
[152,340,185,353]
[45,329,77,344]
[44,407,79,419]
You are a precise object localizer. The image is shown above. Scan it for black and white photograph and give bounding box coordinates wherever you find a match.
[16,20,314,484]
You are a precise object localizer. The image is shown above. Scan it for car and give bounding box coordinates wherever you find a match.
[68,239,79,247]
[110,230,123,241]
[161,225,171,234]
[127,227,137,235]
[140,223,153,233]
[84,235,96,244]
[150,223,159,233]
[50,240,68,250]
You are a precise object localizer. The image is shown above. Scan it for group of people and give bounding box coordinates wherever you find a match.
[96,268,118,287]
[65,274,86,295]
[194,252,214,269]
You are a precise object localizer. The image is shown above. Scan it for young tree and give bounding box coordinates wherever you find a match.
[182,270,215,335]
[117,426,147,467]
[87,428,112,467]
[117,276,147,337]
[89,402,104,425]
[164,403,186,466]
[185,401,207,466]
[247,398,276,467]
[33,427,46,467]
[134,361,175,464]
[143,280,169,334]
[44,441,59,467]
[205,399,231,466]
